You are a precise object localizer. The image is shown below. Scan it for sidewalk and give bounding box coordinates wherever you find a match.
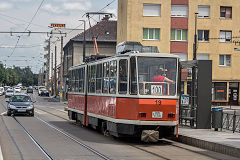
[177,126,240,158]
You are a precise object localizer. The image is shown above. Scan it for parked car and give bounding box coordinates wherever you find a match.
[40,89,49,96]
[27,88,33,93]
[6,94,34,116]
[38,87,46,95]
[0,87,4,96]
[22,86,27,90]
[14,87,21,93]
[5,89,14,98]
[4,86,10,94]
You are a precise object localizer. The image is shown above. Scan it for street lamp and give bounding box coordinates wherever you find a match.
[193,12,198,60]
[79,20,86,63]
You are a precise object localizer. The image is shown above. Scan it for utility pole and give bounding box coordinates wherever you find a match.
[79,20,86,62]
[60,36,63,100]
[191,13,198,126]
[54,45,57,96]
[51,50,54,95]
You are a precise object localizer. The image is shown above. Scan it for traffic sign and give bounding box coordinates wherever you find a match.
[50,23,66,28]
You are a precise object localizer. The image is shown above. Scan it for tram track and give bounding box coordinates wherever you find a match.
[0,97,112,160]
[1,95,234,160]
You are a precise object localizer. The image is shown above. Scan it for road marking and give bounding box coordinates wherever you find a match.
[35,110,46,115]
[56,109,66,113]
[0,112,6,116]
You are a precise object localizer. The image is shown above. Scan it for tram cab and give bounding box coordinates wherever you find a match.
[68,42,180,141]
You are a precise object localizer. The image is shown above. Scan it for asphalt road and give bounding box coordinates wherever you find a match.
[0,91,239,160]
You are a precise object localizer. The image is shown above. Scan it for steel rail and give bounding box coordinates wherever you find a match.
[13,117,54,160]
[36,116,112,160]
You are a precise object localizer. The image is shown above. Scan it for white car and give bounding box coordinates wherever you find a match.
[14,87,21,93]
[5,89,14,98]
[38,87,45,95]
[0,87,4,96]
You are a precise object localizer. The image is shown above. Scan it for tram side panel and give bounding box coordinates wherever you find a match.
[68,94,86,123]
[86,95,117,129]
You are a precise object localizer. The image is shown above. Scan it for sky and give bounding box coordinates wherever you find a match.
[0,0,118,73]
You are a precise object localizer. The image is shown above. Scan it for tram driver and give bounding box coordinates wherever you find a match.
[152,68,175,95]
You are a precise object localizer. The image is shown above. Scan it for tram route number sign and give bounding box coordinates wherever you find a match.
[181,94,189,106]
[151,85,162,95]
[152,111,163,118]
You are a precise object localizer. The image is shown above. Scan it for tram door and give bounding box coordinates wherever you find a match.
[229,83,239,105]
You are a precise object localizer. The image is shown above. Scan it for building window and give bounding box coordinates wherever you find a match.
[213,82,227,100]
[143,28,160,40]
[198,6,210,18]
[197,54,209,60]
[220,30,232,43]
[198,30,209,42]
[219,55,231,67]
[171,5,188,17]
[143,4,161,16]
[220,6,232,19]
[171,29,187,41]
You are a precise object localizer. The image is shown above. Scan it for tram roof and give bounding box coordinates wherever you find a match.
[69,52,179,70]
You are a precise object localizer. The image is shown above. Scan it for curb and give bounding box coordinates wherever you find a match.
[177,135,240,158]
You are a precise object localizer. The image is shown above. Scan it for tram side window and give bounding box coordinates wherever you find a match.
[96,63,102,94]
[103,62,109,94]
[75,69,80,92]
[130,57,137,95]
[109,60,117,94]
[118,59,128,94]
[88,65,96,93]
[72,70,76,92]
[69,70,73,92]
[79,67,85,93]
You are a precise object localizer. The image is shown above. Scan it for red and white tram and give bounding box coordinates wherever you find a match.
[67,43,180,140]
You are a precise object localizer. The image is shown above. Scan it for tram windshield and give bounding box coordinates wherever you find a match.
[138,57,177,96]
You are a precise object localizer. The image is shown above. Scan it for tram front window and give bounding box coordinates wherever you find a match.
[138,57,177,96]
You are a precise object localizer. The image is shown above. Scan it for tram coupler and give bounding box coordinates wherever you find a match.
[141,130,159,143]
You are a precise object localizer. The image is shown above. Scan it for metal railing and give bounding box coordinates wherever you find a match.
[222,110,240,133]
[179,106,196,127]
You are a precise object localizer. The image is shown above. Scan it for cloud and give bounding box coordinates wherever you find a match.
[0,2,13,10]
[11,0,32,2]
[63,2,92,11]
[43,1,92,14]
[42,3,63,14]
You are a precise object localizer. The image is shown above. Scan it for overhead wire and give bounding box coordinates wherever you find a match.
[67,0,117,35]
[6,0,45,61]
[0,12,47,29]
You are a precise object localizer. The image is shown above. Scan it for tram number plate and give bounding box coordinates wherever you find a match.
[151,85,162,95]
[18,109,26,112]
[152,111,163,118]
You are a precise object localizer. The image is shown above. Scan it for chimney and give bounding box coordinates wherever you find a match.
[102,15,110,21]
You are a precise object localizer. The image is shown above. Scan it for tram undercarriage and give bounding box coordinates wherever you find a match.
[68,110,177,141]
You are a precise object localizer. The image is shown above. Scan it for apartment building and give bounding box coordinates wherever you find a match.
[117,0,240,105]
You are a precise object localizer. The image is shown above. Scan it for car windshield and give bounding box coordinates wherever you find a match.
[7,90,13,93]
[10,95,31,102]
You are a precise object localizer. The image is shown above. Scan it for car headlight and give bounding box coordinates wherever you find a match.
[8,104,16,109]
[28,105,34,109]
